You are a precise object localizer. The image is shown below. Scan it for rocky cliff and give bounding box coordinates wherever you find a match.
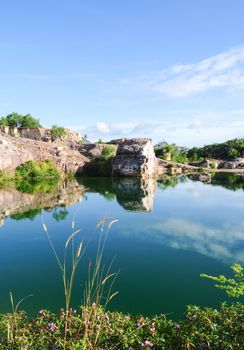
[0,132,89,174]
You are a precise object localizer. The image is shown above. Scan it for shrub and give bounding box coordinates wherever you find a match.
[201,263,244,298]
[209,162,217,169]
[15,160,60,181]
[101,145,117,160]
[50,125,66,141]
[229,148,239,159]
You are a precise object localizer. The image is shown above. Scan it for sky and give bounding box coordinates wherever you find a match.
[1,0,244,146]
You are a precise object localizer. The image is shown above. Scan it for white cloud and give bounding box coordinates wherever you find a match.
[70,110,244,146]
[121,46,244,97]
[96,122,113,135]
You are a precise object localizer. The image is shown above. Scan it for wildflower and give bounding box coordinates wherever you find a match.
[105,314,110,322]
[150,327,156,332]
[22,345,28,349]
[136,322,142,328]
[39,309,45,316]
[52,345,58,349]
[141,340,153,347]
[175,323,180,329]
[48,322,56,331]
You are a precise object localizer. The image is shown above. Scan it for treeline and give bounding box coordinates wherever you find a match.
[155,138,244,162]
[0,112,42,128]
[187,139,244,160]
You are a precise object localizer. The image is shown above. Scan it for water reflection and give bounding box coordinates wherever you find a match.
[1,173,244,224]
[0,180,86,224]
[78,177,157,211]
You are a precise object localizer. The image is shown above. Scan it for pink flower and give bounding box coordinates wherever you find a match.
[48,322,56,331]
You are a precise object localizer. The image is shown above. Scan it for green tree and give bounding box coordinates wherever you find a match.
[0,112,42,128]
[21,114,42,128]
[6,113,24,127]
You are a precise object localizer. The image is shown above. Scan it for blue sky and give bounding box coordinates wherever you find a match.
[1,0,244,146]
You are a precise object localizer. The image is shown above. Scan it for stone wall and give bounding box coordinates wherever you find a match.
[112,138,157,178]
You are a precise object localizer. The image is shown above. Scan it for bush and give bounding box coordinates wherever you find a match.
[101,145,117,160]
[209,162,217,169]
[229,148,239,159]
[50,125,66,141]
[15,160,60,181]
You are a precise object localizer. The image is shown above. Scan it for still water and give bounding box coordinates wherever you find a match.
[0,173,243,319]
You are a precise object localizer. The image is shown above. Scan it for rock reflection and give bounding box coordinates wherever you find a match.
[79,177,157,212]
[113,177,157,212]
[0,180,86,224]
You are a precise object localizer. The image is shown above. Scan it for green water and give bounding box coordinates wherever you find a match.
[0,173,243,320]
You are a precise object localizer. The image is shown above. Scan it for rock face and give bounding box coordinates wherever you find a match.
[218,158,244,169]
[78,143,103,159]
[0,132,89,174]
[108,138,128,146]
[112,138,157,178]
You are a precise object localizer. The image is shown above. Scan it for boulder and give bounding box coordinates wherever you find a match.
[112,138,157,178]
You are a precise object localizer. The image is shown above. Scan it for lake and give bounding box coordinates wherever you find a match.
[0,173,243,320]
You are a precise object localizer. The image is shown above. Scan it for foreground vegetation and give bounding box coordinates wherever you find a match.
[0,302,242,349]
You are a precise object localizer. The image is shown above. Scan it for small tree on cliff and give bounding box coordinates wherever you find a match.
[0,112,42,128]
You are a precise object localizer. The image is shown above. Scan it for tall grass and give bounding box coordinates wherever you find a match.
[42,215,119,349]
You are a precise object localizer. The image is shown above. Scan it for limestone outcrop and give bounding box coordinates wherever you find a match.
[112,138,157,178]
[0,132,89,174]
